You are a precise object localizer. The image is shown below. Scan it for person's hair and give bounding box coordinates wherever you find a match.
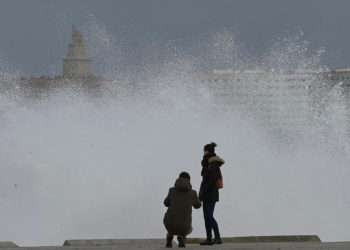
[204,142,217,154]
[179,171,191,180]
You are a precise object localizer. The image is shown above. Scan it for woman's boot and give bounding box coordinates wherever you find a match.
[199,239,214,245]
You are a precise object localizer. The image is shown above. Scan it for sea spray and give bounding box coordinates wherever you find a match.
[0,27,349,245]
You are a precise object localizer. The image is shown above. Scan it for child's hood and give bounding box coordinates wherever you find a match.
[174,178,192,192]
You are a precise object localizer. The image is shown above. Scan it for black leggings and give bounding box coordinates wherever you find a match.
[203,201,221,240]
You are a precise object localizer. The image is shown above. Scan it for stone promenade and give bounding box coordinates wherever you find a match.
[1,237,349,250]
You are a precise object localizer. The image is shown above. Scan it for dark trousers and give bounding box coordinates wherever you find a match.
[203,201,221,240]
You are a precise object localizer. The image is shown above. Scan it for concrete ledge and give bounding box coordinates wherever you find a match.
[0,238,349,250]
[63,236,320,247]
[186,235,321,244]
[63,239,165,247]
[0,242,17,248]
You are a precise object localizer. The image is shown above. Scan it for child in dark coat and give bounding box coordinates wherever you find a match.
[163,172,201,248]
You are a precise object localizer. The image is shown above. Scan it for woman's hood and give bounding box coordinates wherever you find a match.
[208,155,225,167]
[175,178,192,192]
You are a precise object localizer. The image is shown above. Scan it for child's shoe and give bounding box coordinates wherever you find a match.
[177,236,186,248]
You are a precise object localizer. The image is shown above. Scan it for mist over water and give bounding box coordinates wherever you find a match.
[0,26,350,246]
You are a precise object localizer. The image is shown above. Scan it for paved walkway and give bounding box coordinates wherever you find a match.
[1,239,350,250]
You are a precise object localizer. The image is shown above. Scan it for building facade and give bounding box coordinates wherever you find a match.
[63,27,92,79]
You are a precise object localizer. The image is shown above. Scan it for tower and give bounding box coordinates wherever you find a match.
[63,26,92,79]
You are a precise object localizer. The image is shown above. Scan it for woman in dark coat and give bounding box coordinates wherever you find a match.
[199,142,225,245]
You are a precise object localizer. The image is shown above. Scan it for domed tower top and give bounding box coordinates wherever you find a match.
[63,26,92,79]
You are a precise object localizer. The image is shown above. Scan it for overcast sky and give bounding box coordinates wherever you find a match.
[0,0,350,75]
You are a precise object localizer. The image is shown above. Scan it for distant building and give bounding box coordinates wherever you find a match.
[63,26,92,79]
[198,68,350,136]
[15,26,350,111]
[19,26,102,92]
[320,68,350,87]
